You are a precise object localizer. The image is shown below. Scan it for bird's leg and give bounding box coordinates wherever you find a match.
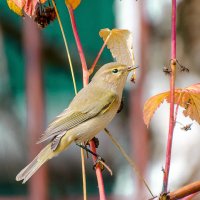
[75,142,105,171]
[117,99,124,113]
[75,143,104,161]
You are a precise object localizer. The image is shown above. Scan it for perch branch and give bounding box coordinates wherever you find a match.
[67,5,106,200]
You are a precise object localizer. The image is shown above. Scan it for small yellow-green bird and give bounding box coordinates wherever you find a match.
[16,62,135,183]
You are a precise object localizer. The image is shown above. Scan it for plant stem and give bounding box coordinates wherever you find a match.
[67,5,106,199]
[162,0,176,193]
[90,141,106,200]
[52,0,77,94]
[89,32,112,75]
[81,148,87,200]
[68,6,89,85]
[104,129,154,198]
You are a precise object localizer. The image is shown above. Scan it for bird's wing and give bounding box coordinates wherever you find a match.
[37,90,118,143]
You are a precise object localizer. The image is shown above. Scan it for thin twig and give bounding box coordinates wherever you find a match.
[67,5,89,85]
[53,2,87,198]
[104,128,154,198]
[81,148,87,200]
[52,0,77,94]
[89,32,112,75]
[162,0,177,193]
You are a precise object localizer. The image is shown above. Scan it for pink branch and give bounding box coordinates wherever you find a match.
[90,142,106,200]
[68,6,89,85]
[89,41,107,75]
[67,5,106,199]
[171,0,176,59]
[89,33,111,75]
[162,0,176,193]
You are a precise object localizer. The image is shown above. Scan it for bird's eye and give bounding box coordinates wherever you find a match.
[112,69,118,73]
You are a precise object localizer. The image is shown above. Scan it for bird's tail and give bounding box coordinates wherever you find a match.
[16,143,56,184]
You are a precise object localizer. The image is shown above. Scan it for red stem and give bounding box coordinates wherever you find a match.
[68,6,89,85]
[67,5,106,199]
[162,0,176,193]
[90,142,106,200]
[89,41,107,75]
[89,33,111,75]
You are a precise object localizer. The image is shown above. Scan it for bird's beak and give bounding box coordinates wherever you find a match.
[127,65,139,71]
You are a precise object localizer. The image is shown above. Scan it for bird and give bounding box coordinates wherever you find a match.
[16,62,135,183]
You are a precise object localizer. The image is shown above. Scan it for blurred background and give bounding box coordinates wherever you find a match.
[0,0,200,199]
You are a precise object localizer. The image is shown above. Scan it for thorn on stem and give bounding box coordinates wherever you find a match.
[163,59,189,75]
[163,66,172,75]
[176,121,193,131]
[176,59,189,72]
[181,123,193,131]
[162,167,166,174]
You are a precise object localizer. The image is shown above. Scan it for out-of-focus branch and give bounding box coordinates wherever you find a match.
[168,181,200,199]
[24,16,48,200]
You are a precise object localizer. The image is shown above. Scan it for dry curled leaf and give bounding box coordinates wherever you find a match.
[143,83,200,127]
[65,0,81,10]
[99,28,135,66]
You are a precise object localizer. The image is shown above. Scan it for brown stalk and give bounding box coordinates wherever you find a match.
[168,181,200,199]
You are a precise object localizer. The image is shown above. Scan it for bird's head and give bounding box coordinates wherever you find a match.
[91,62,136,93]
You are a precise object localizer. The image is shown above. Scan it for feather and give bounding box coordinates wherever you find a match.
[37,89,117,143]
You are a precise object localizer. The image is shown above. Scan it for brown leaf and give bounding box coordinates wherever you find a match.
[99,28,135,66]
[65,0,81,10]
[143,83,200,127]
